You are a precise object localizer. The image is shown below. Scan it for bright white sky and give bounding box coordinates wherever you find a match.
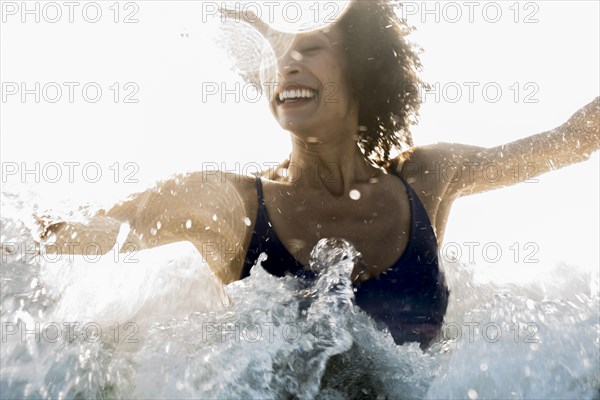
[1,1,598,281]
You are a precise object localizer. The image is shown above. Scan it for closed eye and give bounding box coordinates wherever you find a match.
[301,46,321,53]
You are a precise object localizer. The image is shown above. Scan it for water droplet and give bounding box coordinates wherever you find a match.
[212,214,218,222]
[467,389,478,399]
[185,219,192,229]
[291,50,303,61]
[349,189,361,200]
[583,358,591,368]
[529,343,540,351]
[156,221,162,230]
[243,217,251,226]
[479,363,488,371]
[308,238,359,276]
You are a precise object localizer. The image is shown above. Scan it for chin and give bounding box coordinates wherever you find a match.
[282,120,320,136]
[275,116,310,131]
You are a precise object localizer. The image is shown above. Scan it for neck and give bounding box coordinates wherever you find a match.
[285,133,379,197]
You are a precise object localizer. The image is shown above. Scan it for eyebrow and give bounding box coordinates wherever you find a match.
[318,30,335,45]
[320,30,332,40]
[292,30,334,47]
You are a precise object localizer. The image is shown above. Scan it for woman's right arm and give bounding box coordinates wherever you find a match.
[41,171,253,275]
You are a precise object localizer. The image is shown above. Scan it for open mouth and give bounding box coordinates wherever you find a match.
[275,87,319,105]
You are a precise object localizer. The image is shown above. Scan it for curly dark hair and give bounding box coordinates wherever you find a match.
[338,0,424,166]
[221,0,425,166]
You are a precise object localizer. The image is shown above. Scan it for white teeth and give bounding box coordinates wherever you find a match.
[278,88,317,102]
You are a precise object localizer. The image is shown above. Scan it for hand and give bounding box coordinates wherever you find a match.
[33,212,66,241]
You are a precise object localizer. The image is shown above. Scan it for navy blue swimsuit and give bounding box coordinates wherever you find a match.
[240,171,449,346]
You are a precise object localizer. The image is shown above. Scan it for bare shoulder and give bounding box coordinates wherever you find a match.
[401,142,485,166]
[394,143,459,186]
[390,143,487,239]
[183,171,256,200]
[180,170,259,221]
[395,142,486,203]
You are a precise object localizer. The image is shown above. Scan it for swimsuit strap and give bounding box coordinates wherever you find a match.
[255,173,265,205]
[393,171,439,267]
[239,175,268,279]
[397,174,416,200]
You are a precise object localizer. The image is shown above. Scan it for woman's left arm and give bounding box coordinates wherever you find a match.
[426,97,599,198]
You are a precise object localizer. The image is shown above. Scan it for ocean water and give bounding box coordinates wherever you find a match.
[1,192,599,400]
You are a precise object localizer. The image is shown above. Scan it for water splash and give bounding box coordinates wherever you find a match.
[219,1,351,34]
[1,193,599,399]
[214,1,351,97]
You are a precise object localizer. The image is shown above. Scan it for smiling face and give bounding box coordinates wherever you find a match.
[264,25,359,141]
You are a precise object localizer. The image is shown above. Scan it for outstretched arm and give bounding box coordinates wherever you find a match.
[38,171,249,273]
[416,97,599,198]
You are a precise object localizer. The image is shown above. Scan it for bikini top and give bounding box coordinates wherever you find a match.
[240,170,449,345]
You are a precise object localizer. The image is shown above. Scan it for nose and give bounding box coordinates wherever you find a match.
[276,47,304,79]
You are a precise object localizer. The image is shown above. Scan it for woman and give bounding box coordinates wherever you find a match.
[40,1,599,348]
